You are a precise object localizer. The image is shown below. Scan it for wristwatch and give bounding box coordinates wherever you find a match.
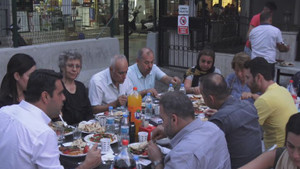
[153,159,163,167]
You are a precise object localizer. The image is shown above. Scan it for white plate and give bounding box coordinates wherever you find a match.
[59,142,86,157]
[78,120,104,134]
[84,133,118,144]
[128,142,148,158]
[64,126,75,136]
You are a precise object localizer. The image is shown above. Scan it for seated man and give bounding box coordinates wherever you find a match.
[148,91,231,169]
[244,57,297,149]
[89,54,133,113]
[0,69,101,169]
[127,47,181,97]
[200,73,262,169]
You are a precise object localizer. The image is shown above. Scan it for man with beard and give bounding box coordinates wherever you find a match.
[244,57,297,150]
[127,47,181,97]
[0,69,102,168]
[89,54,133,113]
[148,91,231,169]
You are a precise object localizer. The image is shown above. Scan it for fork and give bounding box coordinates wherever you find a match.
[59,114,68,127]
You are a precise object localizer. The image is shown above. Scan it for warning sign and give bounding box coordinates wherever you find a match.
[178,15,189,35]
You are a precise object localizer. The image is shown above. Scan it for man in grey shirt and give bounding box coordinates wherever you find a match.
[148,91,231,169]
[200,73,262,169]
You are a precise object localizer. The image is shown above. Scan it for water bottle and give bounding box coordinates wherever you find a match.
[179,83,186,94]
[145,93,153,119]
[120,114,130,148]
[106,106,115,134]
[287,80,297,103]
[113,140,136,169]
[133,155,142,169]
[168,84,174,92]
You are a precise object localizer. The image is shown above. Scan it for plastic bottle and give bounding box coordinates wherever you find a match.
[120,114,130,149]
[287,80,297,103]
[106,106,115,134]
[168,84,174,92]
[113,140,136,169]
[128,87,142,122]
[133,155,142,169]
[179,83,186,94]
[134,109,142,141]
[145,93,153,119]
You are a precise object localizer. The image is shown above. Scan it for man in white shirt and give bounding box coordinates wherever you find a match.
[0,69,101,169]
[89,54,133,113]
[249,11,289,78]
[127,47,181,97]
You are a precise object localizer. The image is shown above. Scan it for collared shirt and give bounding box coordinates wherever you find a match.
[255,83,297,149]
[249,24,284,63]
[164,118,231,169]
[0,101,63,169]
[89,68,133,106]
[210,96,262,169]
[127,63,166,91]
[226,73,254,103]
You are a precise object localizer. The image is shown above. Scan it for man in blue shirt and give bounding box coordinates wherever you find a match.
[127,47,181,97]
[200,73,262,169]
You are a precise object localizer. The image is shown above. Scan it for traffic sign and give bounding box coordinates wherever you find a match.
[178,15,189,35]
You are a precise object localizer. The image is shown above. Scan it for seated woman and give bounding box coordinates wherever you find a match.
[0,53,36,108]
[239,112,300,169]
[184,49,221,94]
[58,51,93,125]
[226,52,258,103]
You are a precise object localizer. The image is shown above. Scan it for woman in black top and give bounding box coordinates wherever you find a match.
[58,51,93,125]
[0,53,36,108]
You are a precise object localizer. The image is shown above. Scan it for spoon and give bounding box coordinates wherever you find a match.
[59,114,68,127]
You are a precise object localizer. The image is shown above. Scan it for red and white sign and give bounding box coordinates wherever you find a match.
[178,15,189,35]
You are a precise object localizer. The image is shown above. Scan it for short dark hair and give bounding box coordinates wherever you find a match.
[260,11,272,23]
[285,113,300,142]
[25,69,63,103]
[244,57,273,81]
[199,73,230,100]
[265,1,277,11]
[159,91,195,120]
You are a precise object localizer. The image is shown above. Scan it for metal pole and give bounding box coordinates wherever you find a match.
[12,0,18,47]
[110,0,115,37]
[153,0,157,31]
[124,0,129,61]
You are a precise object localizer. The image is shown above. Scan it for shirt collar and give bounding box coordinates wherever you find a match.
[19,100,52,125]
[170,118,203,148]
[106,68,114,85]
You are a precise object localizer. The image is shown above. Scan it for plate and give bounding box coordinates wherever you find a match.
[128,142,148,158]
[49,122,74,136]
[84,133,118,144]
[59,142,87,157]
[78,121,105,134]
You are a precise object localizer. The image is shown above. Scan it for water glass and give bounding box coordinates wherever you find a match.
[138,131,148,142]
[100,138,111,153]
[55,126,65,144]
[73,126,82,140]
[96,115,107,127]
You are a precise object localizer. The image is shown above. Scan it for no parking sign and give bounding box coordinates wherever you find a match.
[178,15,189,35]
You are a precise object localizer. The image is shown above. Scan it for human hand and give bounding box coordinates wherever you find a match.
[204,108,217,118]
[79,144,101,169]
[146,88,158,97]
[170,76,181,86]
[151,125,166,141]
[117,95,127,107]
[193,87,201,95]
[148,140,163,162]
[241,92,252,100]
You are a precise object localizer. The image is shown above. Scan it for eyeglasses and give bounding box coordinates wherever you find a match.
[66,64,81,69]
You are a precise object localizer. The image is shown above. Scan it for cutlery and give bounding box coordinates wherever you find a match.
[59,114,68,127]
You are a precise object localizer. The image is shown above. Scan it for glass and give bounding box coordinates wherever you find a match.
[55,126,65,144]
[73,126,82,140]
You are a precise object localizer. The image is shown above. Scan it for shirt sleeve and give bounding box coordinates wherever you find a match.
[88,77,104,106]
[250,14,260,27]
[254,97,270,125]
[186,75,193,81]
[153,65,166,81]
[32,130,64,169]
[276,29,283,43]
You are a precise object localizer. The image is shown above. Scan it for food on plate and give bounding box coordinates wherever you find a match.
[89,133,115,143]
[59,139,89,156]
[78,122,105,133]
[49,121,73,135]
[128,141,148,156]
[280,62,294,67]
[114,111,123,116]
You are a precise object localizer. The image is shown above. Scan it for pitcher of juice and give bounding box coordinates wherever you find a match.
[127,87,142,122]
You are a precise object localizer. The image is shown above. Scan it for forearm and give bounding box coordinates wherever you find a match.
[91,101,118,114]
